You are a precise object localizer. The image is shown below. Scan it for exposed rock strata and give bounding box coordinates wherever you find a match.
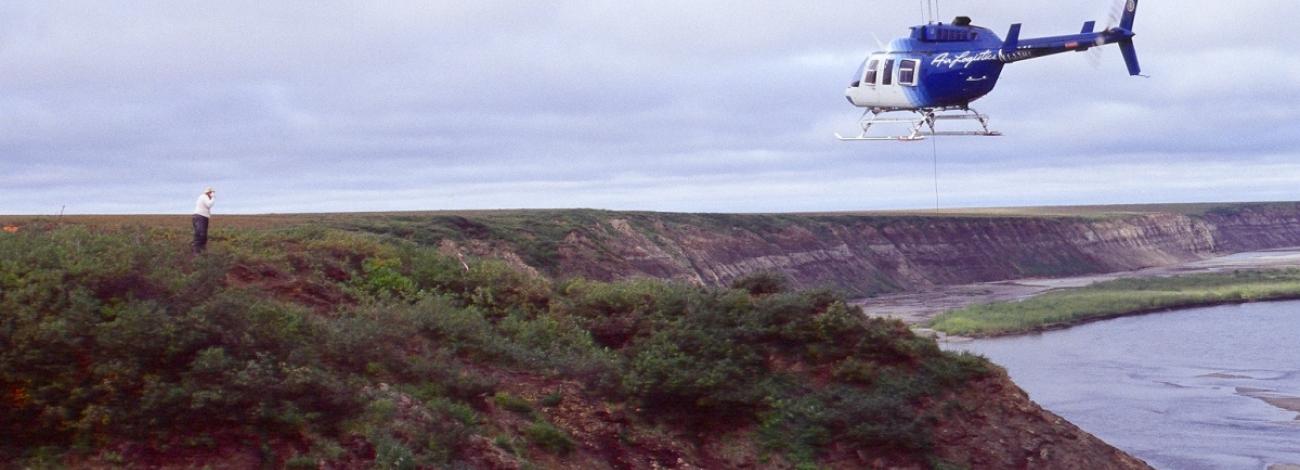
[534,204,1300,296]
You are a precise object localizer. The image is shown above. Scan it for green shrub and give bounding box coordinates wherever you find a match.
[408,252,550,317]
[524,421,575,455]
[831,358,880,385]
[552,278,683,348]
[924,351,994,387]
[441,369,499,403]
[539,392,563,408]
[731,271,790,296]
[284,455,318,470]
[358,257,417,300]
[494,392,533,414]
[758,394,832,464]
[493,435,518,455]
[427,396,479,427]
[372,436,417,470]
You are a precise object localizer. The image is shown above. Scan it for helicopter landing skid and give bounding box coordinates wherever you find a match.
[835,108,1002,142]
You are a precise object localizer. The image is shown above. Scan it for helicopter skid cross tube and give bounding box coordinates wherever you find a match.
[834,107,1000,142]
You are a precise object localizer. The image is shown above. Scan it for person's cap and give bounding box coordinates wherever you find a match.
[205,187,215,193]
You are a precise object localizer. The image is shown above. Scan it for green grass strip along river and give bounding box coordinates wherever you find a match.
[929,269,1300,337]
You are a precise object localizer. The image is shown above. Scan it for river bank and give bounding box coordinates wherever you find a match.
[929,269,1300,337]
[853,247,1300,340]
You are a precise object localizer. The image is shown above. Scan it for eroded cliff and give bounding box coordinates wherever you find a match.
[353,203,1300,297]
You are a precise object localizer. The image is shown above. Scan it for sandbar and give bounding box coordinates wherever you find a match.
[1236,387,1300,419]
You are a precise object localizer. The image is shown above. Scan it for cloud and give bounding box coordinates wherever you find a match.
[1,0,1298,214]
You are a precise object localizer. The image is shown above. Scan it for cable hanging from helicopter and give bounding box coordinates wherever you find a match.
[837,0,1143,142]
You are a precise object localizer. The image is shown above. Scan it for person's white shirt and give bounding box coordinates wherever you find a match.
[194,193,215,218]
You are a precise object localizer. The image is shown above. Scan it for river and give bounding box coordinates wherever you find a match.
[944,301,1300,470]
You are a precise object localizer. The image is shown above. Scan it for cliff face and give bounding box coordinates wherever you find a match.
[1201,204,1300,252]
[417,203,1300,296]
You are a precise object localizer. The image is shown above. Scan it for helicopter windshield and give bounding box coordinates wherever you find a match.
[850,55,883,87]
[850,58,868,87]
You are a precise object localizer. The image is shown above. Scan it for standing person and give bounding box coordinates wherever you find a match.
[192,187,215,254]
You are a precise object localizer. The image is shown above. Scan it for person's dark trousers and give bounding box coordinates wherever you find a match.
[191,214,209,254]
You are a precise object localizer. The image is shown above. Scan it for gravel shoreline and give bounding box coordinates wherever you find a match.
[853,247,1300,341]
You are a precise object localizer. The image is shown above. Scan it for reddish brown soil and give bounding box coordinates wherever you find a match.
[454,369,1151,470]
[227,261,354,312]
[929,371,1150,469]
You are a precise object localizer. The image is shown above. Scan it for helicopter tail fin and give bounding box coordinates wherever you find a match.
[1119,39,1141,76]
[1002,23,1021,51]
[1115,0,1141,76]
[1119,0,1138,32]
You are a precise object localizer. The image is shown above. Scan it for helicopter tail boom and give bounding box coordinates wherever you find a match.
[998,0,1141,75]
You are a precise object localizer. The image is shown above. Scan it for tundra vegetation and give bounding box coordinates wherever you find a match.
[930,269,1300,336]
[0,221,991,468]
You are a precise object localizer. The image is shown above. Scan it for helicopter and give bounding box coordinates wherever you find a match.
[836,0,1142,141]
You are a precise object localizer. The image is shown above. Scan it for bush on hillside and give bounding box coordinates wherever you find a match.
[0,222,994,467]
[405,249,551,316]
[730,270,791,296]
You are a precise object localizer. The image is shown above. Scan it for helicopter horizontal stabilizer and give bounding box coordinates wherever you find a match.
[1081,21,1096,34]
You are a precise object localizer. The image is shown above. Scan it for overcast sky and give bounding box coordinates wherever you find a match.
[3,1,1299,214]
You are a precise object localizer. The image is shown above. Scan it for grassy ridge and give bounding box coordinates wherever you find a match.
[0,221,991,467]
[929,270,1300,337]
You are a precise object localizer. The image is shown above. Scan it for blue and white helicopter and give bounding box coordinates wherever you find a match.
[837,0,1142,141]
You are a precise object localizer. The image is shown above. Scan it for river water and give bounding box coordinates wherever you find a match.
[945,301,1300,470]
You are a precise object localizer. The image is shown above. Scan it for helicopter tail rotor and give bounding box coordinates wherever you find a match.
[1088,0,1141,74]
[1106,0,1124,32]
[1089,0,1124,62]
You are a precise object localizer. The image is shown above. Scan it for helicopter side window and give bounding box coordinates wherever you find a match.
[862,59,880,86]
[898,59,919,86]
[882,59,895,86]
